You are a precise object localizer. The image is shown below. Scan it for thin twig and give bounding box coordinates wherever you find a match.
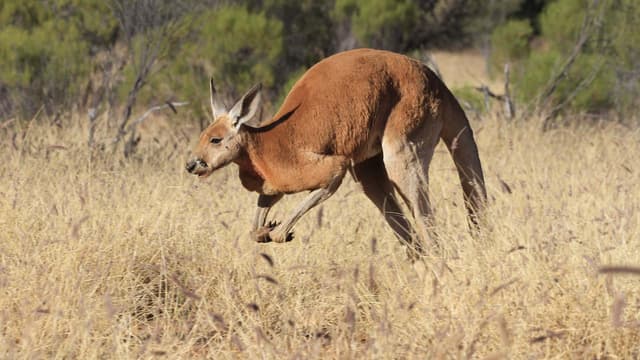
[503,63,515,119]
[475,85,505,101]
[126,101,188,133]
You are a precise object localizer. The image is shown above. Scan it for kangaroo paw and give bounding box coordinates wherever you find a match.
[252,226,273,243]
[269,229,294,243]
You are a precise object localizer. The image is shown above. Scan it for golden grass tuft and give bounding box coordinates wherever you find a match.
[1,113,639,358]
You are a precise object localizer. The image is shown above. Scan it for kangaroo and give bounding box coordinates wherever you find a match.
[186,48,486,257]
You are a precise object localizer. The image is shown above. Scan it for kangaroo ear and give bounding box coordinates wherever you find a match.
[228,83,264,129]
[209,78,227,120]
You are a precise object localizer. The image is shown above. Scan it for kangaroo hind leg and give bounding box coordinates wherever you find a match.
[352,154,417,253]
[252,193,283,242]
[381,124,440,255]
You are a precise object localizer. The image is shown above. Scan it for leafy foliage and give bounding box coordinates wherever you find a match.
[452,86,487,114]
[491,0,639,117]
[250,0,334,73]
[0,0,637,122]
[0,0,116,116]
[146,6,284,120]
[490,19,533,68]
[605,0,640,116]
[334,0,419,51]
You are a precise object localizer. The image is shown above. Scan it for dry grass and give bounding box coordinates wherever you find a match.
[1,111,639,359]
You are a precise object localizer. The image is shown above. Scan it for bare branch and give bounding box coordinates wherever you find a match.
[120,101,188,158]
[166,101,178,114]
[473,63,515,120]
[503,63,515,119]
[108,0,190,150]
[126,102,189,133]
[475,85,504,101]
[0,118,15,130]
[544,60,604,128]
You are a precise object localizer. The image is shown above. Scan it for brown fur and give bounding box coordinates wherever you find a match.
[187,48,486,255]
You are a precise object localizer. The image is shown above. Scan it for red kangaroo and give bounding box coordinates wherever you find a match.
[186,48,486,258]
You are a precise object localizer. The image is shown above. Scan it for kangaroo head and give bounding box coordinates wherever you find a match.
[186,79,265,178]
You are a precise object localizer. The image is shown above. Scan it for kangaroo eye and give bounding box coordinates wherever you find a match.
[210,137,222,144]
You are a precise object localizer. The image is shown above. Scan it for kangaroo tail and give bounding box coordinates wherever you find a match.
[439,95,487,227]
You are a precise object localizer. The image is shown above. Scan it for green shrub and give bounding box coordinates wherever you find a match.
[334,0,419,50]
[0,0,116,117]
[606,0,640,117]
[490,19,533,70]
[493,0,629,115]
[250,0,334,73]
[0,20,89,115]
[452,86,486,114]
[131,6,284,120]
[568,55,614,111]
[199,7,283,92]
[514,47,613,114]
[513,49,560,105]
[539,0,585,52]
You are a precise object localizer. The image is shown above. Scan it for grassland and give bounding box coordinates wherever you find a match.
[1,110,639,359]
[1,50,640,358]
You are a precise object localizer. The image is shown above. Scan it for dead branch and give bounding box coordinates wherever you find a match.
[474,63,515,120]
[108,0,189,149]
[121,101,188,158]
[0,118,15,130]
[126,101,189,133]
[543,61,604,129]
[536,18,591,111]
[503,63,515,119]
[475,85,504,101]
[87,107,99,148]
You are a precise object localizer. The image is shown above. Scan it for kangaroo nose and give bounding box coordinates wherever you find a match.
[186,160,197,173]
[186,159,205,173]
[185,159,202,173]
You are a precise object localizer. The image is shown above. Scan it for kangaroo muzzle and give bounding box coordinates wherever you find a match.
[185,158,207,174]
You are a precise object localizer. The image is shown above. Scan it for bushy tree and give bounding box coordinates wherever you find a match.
[605,0,640,117]
[0,0,116,118]
[490,19,533,68]
[491,0,637,117]
[426,0,523,49]
[334,0,419,51]
[2,0,635,125]
[333,0,525,52]
[142,6,283,120]
[194,6,283,93]
[250,0,334,73]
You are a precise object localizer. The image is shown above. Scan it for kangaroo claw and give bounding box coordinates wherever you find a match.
[285,232,294,242]
[267,220,281,228]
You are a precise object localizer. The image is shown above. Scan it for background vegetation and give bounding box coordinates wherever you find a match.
[2,0,639,127]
